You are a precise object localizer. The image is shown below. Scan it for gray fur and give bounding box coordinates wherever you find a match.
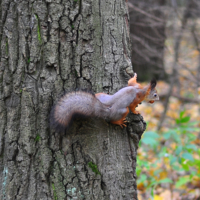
[50,84,159,132]
[51,87,138,131]
[96,87,136,121]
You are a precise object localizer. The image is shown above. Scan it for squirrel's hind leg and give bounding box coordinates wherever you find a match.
[110,108,129,128]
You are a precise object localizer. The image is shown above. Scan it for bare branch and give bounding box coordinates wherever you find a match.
[128,2,165,23]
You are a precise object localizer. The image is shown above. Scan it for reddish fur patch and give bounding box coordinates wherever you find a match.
[128,77,137,86]
[95,93,105,97]
[128,85,151,114]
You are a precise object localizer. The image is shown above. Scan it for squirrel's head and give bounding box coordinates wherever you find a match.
[145,79,159,103]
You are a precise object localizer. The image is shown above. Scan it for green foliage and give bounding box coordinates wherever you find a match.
[141,131,159,149]
[27,58,30,63]
[175,176,191,187]
[148,178,173,198]
[137,111,200,196]
[88,162,101,175]
[175,110,190,124]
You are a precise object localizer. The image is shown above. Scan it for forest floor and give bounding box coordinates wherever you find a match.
[136,17,200,200]
[137,83,200,200]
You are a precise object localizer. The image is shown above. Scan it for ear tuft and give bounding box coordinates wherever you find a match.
[150,79,157,89]
[128,73,138,86]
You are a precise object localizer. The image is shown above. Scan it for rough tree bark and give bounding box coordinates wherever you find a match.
[0,0,146,199]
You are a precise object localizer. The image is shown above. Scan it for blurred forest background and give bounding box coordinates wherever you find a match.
[128,0,200,199]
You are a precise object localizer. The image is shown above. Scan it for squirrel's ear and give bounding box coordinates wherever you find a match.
[128,73,137,86]
[150,79,157,90]
[134,73,137,80]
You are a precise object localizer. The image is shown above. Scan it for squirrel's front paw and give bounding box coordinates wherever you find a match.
[119,120,127,128]
[110,118,127,128]
[133,110,140,115]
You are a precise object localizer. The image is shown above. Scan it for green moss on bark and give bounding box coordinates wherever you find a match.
[34,14,42,44]
[52,184,58,200]
[88,162,101,175]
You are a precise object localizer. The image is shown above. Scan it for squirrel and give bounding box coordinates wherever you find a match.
[50,73,159,132]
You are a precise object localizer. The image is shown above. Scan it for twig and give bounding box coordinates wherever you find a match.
[159,93,199,104]
[128,3,165,23]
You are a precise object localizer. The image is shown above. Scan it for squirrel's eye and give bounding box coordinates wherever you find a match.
[154,93,157,97]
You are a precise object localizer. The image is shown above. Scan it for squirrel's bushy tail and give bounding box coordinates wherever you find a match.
[50,91,108,132]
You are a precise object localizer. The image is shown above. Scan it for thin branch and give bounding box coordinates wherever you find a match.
[159,93,199,104]
[191,21,200,88]
[128,3,165,23]
[131,34,163,58]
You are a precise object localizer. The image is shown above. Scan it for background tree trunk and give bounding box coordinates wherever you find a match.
[0,0,146,199]
[128,0,166,81]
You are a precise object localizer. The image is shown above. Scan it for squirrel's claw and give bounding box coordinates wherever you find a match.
[120,119,127,128]
[120,123,126,128]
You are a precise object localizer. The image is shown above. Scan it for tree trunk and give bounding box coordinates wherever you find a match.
[0,0,146,199]
[129,0,166,81]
